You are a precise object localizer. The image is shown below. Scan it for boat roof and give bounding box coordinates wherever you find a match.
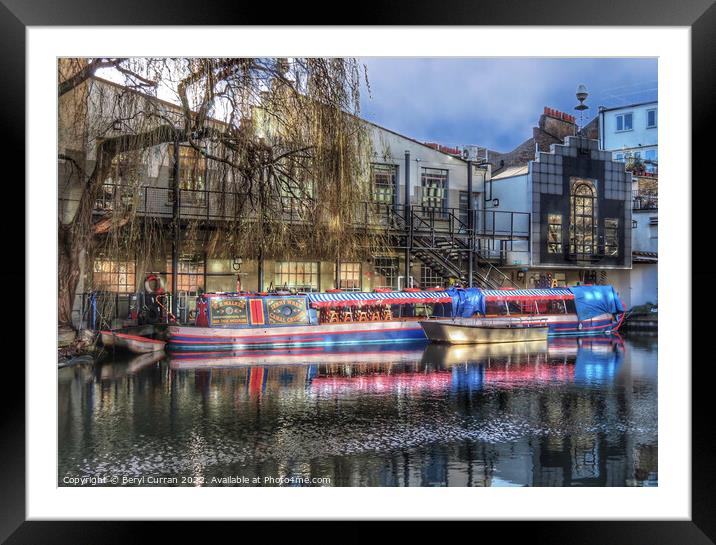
[308,290,452,307]
[482,288,573,301]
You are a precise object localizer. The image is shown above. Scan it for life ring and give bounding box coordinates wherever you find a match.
[144,273,166,294]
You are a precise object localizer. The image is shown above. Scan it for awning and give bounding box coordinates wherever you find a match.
[307,290,453,308]
[482,288,573,301]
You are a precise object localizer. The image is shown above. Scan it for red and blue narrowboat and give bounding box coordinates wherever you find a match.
[165,285,625,353]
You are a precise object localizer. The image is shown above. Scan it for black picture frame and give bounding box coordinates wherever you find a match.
[3,0,712,542]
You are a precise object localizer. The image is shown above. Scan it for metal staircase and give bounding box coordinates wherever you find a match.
[388,206,522,290]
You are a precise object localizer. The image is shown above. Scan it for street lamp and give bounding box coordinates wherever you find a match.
[574,84,589,129]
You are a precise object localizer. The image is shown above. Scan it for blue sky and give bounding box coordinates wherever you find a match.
[358,58,657,152]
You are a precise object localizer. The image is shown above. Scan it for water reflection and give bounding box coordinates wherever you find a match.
[59,335,657,487]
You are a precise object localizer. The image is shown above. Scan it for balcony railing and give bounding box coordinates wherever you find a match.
[93,183,531,241]
[632,190,658,210]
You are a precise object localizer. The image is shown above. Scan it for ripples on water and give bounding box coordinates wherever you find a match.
[58,335,658,487]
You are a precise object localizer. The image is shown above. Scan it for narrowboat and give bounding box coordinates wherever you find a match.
[165,285,625,353]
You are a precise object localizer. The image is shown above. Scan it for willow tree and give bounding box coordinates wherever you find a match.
[58,57,376,332]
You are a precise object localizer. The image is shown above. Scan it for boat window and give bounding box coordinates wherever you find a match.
[545,299,568,314]
[564,299,577,314]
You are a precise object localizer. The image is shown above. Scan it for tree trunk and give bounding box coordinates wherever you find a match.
[58,226,85,330]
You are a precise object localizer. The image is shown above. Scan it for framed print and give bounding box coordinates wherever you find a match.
[3,0,714,541]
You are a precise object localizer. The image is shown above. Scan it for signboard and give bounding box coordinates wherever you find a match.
[209,297,249,326]
[266,297,309,325]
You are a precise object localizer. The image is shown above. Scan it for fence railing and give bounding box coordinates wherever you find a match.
[94,183,532,240]
[632,190,658,210]
[76,290,198,329]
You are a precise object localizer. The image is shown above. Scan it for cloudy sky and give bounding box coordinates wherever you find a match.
[358,58,657,152]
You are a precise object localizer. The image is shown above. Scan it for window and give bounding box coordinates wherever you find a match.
[274,261,319,292]
[458,191,479,228]
[604,218,619,256]
[280,176,314,220]
[371,164,397,205]
[647,108,657,128]
[420,264,443,289]
[547,214,563,254]
[614,153,625,162]
[166,257,205,293]
[338,262,362,291]
[92,257,136,293]
[373,257,399,289]
[421,168,448,212]
[97,153,141,210]
[616,113,633,132]
[569,179,597,257]
[173,145,206,192]
[644,149,658,174]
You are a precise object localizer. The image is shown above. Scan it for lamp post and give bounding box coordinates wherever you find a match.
[575,84,589,130]
[171,132,180,319]
[404,150,411,286]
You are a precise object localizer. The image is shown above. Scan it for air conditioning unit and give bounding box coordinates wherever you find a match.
[462,145,487,162]
[462,145,478,161]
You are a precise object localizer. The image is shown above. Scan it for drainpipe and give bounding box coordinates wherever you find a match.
[171,136,180,319]
[404,150,411,285]
[467,160,474,287]
[258,248,264,292]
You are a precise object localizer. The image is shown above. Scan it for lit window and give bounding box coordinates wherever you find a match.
[647,109,657,128]
[569,179,597,256]
[547,214,563,254]
[92,257,136,293]
[616,113,633,132]
[338,262,362,291]
[166,257,205,293]
[604,218,619,256]
[274,261,319,292]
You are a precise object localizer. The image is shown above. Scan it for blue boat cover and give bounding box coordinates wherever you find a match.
[447,287,486,317]
[568,286,625,320]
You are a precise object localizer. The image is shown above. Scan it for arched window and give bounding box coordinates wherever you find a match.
[570,181,596,256]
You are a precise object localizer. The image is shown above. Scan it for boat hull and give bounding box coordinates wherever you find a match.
[420,320,549,344]
[100,331,166,354]
[166,320,428,352]
[165,313,618,352]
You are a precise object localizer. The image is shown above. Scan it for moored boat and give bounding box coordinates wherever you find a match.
[100,330,166,354]
[165,285,625,353]
[419,318,549,344]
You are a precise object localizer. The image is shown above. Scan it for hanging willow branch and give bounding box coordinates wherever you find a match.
[58,57,383,327]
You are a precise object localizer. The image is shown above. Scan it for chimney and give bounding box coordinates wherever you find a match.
[540,106,577,141]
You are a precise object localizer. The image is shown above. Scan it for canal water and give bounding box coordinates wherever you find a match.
[58,335,657,487]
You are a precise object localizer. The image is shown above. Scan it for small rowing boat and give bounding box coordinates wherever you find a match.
[419,317,549,344]
[100,331,166,354]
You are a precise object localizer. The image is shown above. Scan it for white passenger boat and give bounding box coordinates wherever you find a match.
[419,317,549,344]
